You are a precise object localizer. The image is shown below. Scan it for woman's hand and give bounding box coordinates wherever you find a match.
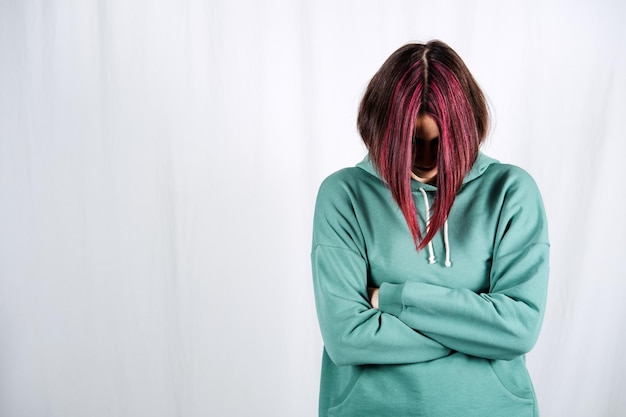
[368,287,379,309]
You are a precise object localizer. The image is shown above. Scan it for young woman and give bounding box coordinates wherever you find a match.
[311,40,549,417]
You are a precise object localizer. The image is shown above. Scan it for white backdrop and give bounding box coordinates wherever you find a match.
[1,1,625,416]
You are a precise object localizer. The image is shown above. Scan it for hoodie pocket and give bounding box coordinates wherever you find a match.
[327,365,418,417]
[327,366,364,412]
[488,357,535,400]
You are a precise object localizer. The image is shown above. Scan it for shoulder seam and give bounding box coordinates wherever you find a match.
[311,243,364,258]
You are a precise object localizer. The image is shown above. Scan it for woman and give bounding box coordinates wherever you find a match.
[311,40,549,417]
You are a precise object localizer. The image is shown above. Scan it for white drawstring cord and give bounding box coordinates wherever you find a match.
[418,187,452,267]
[418,188,436,264]
[443,220,451,267]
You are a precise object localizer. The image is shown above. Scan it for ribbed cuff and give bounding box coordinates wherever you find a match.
[378,282,404,317]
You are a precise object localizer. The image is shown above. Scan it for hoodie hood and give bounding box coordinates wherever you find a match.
[356,151,499,191]
[355,151,499,267]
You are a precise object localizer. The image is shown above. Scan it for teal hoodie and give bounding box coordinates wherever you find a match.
[311,153,549,417]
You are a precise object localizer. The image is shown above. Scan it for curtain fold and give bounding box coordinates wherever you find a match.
[1,1,625,416]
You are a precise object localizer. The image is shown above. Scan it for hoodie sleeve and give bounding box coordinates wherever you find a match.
[312,172,452,366]
[378,168,550,361]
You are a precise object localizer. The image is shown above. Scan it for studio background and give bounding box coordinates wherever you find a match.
[1,1,625,416]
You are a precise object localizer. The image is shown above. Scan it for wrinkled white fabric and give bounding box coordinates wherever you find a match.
[0,1,625,417]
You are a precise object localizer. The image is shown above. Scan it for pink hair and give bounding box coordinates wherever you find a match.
[358,41,488,249]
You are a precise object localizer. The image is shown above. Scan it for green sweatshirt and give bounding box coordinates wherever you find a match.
[311,153,549,417]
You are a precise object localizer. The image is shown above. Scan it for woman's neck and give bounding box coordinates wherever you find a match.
[411,168,437,185]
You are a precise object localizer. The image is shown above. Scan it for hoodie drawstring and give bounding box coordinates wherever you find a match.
[418,188,436,264]
[418,188,451,267]
[443,221,451,267]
